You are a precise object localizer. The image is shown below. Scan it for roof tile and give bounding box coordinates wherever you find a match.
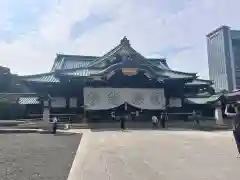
[186,94,221,104]
[18,97,39,105]
[23,73,60,83]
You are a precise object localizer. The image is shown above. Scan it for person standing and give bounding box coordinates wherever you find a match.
[52,116,58,134]
[152,115,158,129]
[192,110,199,127]
[160,112,164,128]
[111,111,116,121]
[161,112,168,128]
[225,104,240,157]
[120,114,127,131]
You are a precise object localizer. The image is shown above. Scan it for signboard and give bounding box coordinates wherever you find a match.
[121,68,138,76]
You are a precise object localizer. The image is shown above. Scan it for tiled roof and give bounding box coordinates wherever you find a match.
[88,44,123,67]
[186,79,213,85]
[185,94,222,104]
[161,70,196,79]
[0,93,37,103]
[62,60,91,69]
[22,73,60,83]
[225,89,240,97]
[60,69,100,77]
[23,38,204,82]
[58,67,194,80]
[51,54,98,72]
[48,38,194,80]
[18,97,39,105]
[147,58,170,70]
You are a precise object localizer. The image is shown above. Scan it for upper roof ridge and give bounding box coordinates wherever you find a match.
[120,36,130,46]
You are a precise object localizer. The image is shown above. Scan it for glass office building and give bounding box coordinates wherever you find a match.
[207,26,240,91]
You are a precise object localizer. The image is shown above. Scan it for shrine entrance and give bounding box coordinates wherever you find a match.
[83,87,166,122]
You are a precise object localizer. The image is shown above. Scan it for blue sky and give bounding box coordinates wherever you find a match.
[0,0,240,79]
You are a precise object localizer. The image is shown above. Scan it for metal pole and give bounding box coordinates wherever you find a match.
[83,105,87,123]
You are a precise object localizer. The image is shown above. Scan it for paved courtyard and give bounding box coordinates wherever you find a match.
[0,132,81,180]
[69,130,240,180]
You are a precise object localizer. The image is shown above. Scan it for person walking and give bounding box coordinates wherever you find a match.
[225,104,240,157]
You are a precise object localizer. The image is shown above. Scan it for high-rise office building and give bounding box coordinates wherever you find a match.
[207,25,240,91]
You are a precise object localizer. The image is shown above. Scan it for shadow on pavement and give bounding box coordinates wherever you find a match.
[88,121,232,132]
[0,129,79,136]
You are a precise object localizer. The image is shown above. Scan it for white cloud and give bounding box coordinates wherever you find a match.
[0,0,240,78]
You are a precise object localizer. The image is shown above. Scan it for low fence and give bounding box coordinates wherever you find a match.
[0,112,216,124]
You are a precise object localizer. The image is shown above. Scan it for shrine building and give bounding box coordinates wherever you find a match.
[20,37,216,122]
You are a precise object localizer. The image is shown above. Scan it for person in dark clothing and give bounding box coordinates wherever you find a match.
[225,104,240,157]
[160,112,168,128]
[111,111,116,121]
[192,110,200,127]
[120,115,127,130]
[131,112,135,122]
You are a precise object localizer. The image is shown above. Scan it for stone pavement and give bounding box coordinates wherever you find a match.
[68,130,240,180]
[0,132,81,180]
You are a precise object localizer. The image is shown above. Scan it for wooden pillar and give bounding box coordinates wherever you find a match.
[215,103,224,126]
[42,98,50,122]
[66,96,70,109]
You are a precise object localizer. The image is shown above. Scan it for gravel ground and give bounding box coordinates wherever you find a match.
[0,132,81,180]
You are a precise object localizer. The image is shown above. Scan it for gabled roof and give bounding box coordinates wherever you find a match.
[22,37,208,83]
[50,37,172,72]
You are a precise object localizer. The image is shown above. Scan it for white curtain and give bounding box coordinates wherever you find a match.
[70,97,78,108]
[51,97,66,108]
[43,107,49,122]
[83,88,165,110]
[126,88,165,109]
[169,98,182,107]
